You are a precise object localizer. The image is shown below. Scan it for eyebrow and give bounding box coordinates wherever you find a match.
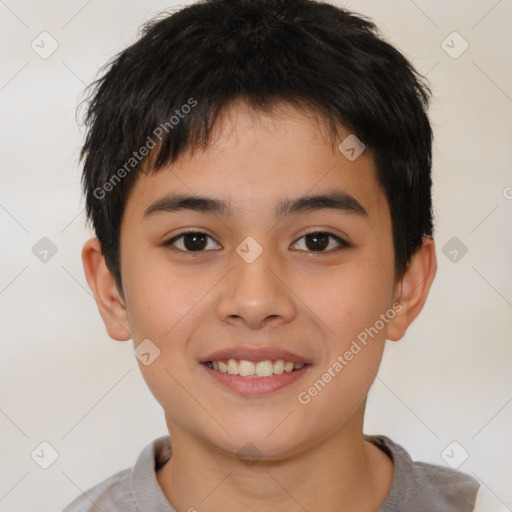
[143,190,368,220]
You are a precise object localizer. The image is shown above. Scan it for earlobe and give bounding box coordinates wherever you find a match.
[81,237,131,341]
[386,237,437,342]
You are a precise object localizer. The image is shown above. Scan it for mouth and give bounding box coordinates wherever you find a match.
[200,358,312,396]
[202,359,310,378]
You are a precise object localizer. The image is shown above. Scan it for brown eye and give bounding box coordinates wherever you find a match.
[165,232,220,252]
[292,232,349,253]
[305,232,329,251]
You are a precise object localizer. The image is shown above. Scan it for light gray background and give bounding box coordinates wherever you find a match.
[1,1,511,511]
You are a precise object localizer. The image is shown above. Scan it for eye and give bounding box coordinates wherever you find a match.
[164,231,221,252]
[163,230,350,254]
[291,231,349,253]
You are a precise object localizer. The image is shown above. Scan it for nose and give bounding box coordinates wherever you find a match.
[216,242,297,330]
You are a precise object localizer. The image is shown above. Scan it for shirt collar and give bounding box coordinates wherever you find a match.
[131,435,175,512]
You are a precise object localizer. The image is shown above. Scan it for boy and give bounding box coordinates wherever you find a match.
[64,0,482,510]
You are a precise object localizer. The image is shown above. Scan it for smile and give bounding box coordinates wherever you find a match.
[204,358,306,378]
[201,359,312,396]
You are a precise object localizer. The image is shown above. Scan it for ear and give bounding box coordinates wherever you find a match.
[386,236,437,341]
[81,237,131,341]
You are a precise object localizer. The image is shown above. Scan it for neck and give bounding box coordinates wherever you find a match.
[156,403,394,512]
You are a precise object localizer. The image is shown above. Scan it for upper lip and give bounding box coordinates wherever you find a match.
[200,346,311,364]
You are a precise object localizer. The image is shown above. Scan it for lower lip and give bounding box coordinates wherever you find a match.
[201,363,312,396]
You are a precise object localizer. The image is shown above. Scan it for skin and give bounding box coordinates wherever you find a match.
[82,100,436,512]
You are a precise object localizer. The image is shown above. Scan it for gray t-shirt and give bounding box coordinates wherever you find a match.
[62,434,480,511]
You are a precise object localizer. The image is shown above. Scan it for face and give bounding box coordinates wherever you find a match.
[117,101,400,459]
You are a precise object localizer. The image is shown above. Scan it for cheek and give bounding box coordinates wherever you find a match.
[299,248,394,401]
[308,254,394,343]
[122,247,200,340]
[294,273,392,434]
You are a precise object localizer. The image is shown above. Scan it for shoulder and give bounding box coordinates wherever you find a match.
[367,435,480,512]
[62,467,136,512]
[412,459,480,508]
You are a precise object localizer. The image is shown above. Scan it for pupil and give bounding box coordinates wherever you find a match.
[181,233,329,252]
[184,233,207,251]
[306,233,328,251]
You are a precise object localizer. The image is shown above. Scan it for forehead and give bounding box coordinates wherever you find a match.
[123,101,388,225]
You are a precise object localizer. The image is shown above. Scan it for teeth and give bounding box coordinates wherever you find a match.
[239,360,256,377]
[273,360,284,375]
[206,359,306,377]
[227,359,238,375]
[256,360,274,377]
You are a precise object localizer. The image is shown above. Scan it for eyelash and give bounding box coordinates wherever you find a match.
[163,229,350,255]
